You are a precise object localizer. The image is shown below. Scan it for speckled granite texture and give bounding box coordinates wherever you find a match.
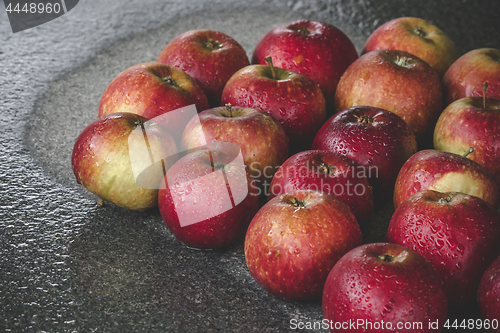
[1,0,499,332]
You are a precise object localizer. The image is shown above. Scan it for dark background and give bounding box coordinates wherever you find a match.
[1,0,499,332]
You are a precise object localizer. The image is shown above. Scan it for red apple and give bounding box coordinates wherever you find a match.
[433,87,500,185]
[158,142,259,249]
[245,189,362,301]
[268,150,373,226]
[334,49,443,142]
[221,57,326,153]
[478,255,500,332]
[442,48,500,105]
[394,149,500,208]
[252,19,358,115]
[387,190,500,305]
[312,106,417,197]
[157,29,250,107]
[180,104,289,194]
[362,17,458,78]
[98,62,209,140]
[72,112,178,211]
[323,242,448,333]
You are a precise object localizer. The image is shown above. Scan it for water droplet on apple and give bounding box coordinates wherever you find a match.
[429,223,441,233]
[435,238,445,249]
[446,238,457,249]
[381,304,393,316]
[466,232,475,241]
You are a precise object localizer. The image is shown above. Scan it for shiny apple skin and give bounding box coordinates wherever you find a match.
[477,255,500,333]
[268,150,373,227]
[442,48,500,105]
[362,17,458,78]
[323,242,448,333]
[180,105,288,194]
[433,97,500,185]
[387,190,500,305]
[334,49,443,142]
[252,19,358,115]
[221,64,326,153]
[158,148,259,250]
[157,29,250,107]
[245,190,362,301]
[98,62,209,139]
[394,149,500,208]
[72,112,178,211]
[312,106,417,197]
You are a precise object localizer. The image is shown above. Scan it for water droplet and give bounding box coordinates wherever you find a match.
[381,305,393,316]
[446,238,457,249]
[435,238,445,248]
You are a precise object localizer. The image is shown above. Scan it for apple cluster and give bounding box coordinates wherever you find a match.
[71,16,500,333]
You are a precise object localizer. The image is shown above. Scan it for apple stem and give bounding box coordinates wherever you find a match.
[395,55,407,67]
[265,56,277,80]
[438,193,457,204]
[206,40,221,50]
[353,114,374,124]
[463,147,475,158]
[136,118,156,164]
[225,103,233,117]
[414,27,426,37]
[378,254,393,262]
[483,82,488,109]
[284,195,305,208]
[318,162,336,175]
[162,76,177,87]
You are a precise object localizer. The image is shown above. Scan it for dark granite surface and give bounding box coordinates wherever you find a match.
[1,0,499,332]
